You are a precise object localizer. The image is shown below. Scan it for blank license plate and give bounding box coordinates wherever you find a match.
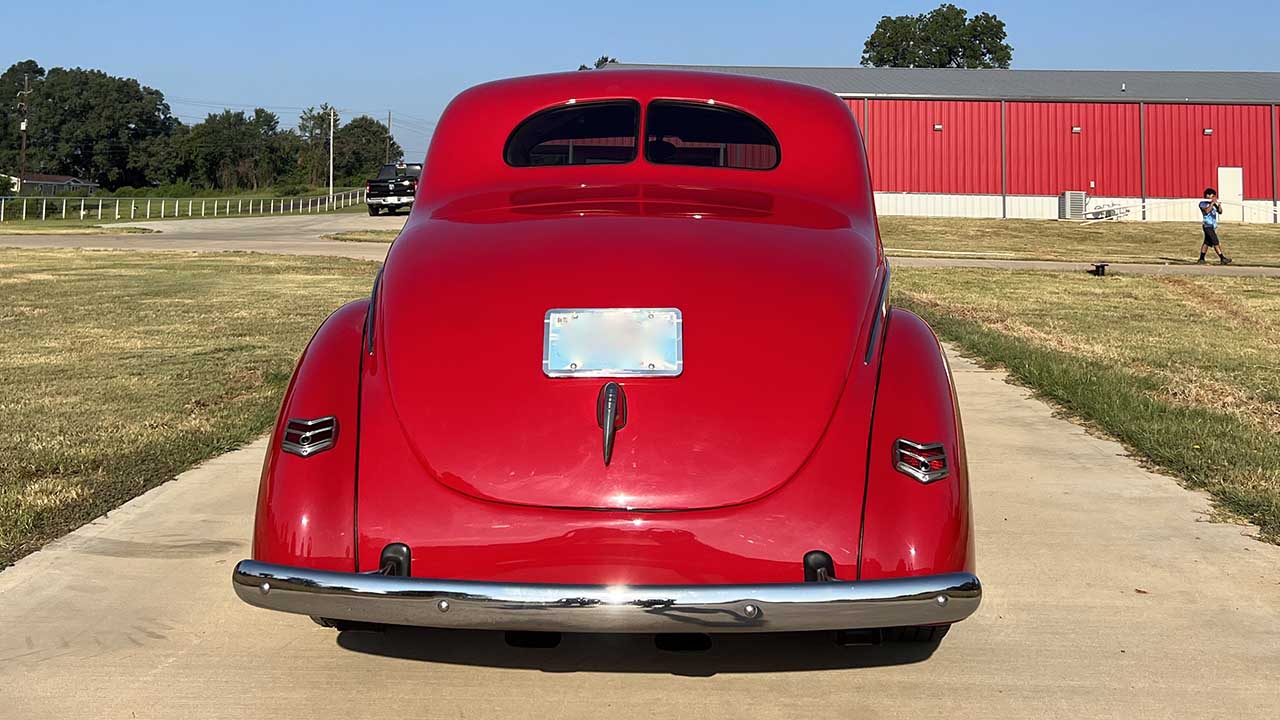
[543,308,683,377]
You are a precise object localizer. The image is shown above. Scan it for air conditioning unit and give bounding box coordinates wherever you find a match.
[1058,191,1087,220]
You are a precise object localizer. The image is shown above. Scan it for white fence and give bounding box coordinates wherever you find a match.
[0,190,367,223]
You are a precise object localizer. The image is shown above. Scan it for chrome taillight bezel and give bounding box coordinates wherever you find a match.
[282,416,338,457]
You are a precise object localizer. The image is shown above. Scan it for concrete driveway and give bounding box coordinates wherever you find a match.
[2,349,1277,719]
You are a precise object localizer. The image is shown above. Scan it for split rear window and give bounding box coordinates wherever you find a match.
[504,100,779,170]
[504,101,639,167]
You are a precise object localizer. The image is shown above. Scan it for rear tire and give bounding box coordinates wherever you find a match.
[882,625,950,643]
[367,206,379,216]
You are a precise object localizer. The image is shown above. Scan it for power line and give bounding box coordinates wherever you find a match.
[166,95,437,127]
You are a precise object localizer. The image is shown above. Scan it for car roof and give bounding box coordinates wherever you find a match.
[419,70,872,218]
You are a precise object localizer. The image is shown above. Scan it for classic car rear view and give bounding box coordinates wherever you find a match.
[234,70,980,644]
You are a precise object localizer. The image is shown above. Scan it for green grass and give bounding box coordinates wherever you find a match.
[322,230,399,243]
[893,268,1280,542]
[0,249,379,567]
[880,216,1280,266]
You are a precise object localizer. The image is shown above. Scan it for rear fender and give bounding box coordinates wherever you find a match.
[859,308,974,580]
[252,299,368,571]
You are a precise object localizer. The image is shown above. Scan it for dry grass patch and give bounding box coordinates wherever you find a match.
[0,248,379,567]
[893,268,1280,541]
[322,230,398,243]
[880,216,1280,267]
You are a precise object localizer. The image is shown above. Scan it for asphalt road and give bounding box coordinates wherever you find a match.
[2,351,1277,719]
[0,213,406,261]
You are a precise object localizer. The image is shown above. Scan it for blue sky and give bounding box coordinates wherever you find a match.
[7,0,1279,159]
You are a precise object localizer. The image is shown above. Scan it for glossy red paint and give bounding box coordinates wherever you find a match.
[377,201,875,512]
[860,309,973,580]
[1007,102,1142,197]
[253,70,970,588]
[418,70,871,215]
[252,299,365,571]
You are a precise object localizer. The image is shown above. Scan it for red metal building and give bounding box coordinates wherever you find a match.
[615,64,1280,222]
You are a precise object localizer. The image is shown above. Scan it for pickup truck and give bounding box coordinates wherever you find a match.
[365,162,423,215]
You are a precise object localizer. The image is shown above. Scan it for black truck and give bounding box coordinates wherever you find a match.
[365,162,423,215]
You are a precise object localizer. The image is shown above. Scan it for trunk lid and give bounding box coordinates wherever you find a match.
[375,191,879,511]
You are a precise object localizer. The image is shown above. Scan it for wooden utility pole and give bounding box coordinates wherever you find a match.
[386,111,392,163]
[328,106,335,203]
[17,74,32,193]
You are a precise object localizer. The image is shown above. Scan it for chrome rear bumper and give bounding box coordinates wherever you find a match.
[232,560,981,633]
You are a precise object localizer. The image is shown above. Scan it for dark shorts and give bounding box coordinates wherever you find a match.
[1203,226,1220,247]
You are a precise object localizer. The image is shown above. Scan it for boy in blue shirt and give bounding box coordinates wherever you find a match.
[1198,188,1232,265]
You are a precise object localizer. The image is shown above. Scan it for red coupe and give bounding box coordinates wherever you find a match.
[233,70,979,644]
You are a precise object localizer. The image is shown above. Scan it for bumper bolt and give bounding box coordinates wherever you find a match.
[936,595,948,606]
[437,600,450,613]
[743,604,759,618]
[259,582,271,595]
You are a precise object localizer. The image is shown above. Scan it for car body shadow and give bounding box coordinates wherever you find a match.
[336,627,942,676]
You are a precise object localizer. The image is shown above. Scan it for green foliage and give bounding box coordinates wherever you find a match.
[179,108,301,191]
[578,55,618,70]
[296,104,338,187]
[861,3,1012,69]
[0,60,404,193]
[0,60,45,179]
[0,174,11,195]
[0,63,179,188]
[335,115,400,185]
[273,183,309,197]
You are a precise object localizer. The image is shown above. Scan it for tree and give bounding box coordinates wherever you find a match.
[577,55,618,71]
[861,4,1012,69]
[0,174,11,195]
[180,108,297,190]
[296,104,339,187]
[0,60,45,180]
[1,65,179,189]
[334,115,400,184]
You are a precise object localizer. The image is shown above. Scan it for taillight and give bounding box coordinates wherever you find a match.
[365,181,372,192]
[892,439,948,483]
[282,416,338,457]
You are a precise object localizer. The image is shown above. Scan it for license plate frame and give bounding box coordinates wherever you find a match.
[543,308,683,378]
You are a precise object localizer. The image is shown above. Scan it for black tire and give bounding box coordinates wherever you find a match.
[367,206,379,216]
[882,624,950,643]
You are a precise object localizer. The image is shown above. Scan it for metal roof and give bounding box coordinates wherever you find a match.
[607,63,1280,103]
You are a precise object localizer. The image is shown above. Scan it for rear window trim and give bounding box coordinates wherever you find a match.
[503,99,642,168]
[376,163,423,180]
[643,99,781,172]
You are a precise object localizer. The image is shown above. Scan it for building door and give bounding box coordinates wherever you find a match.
[1217,167,1244,223]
